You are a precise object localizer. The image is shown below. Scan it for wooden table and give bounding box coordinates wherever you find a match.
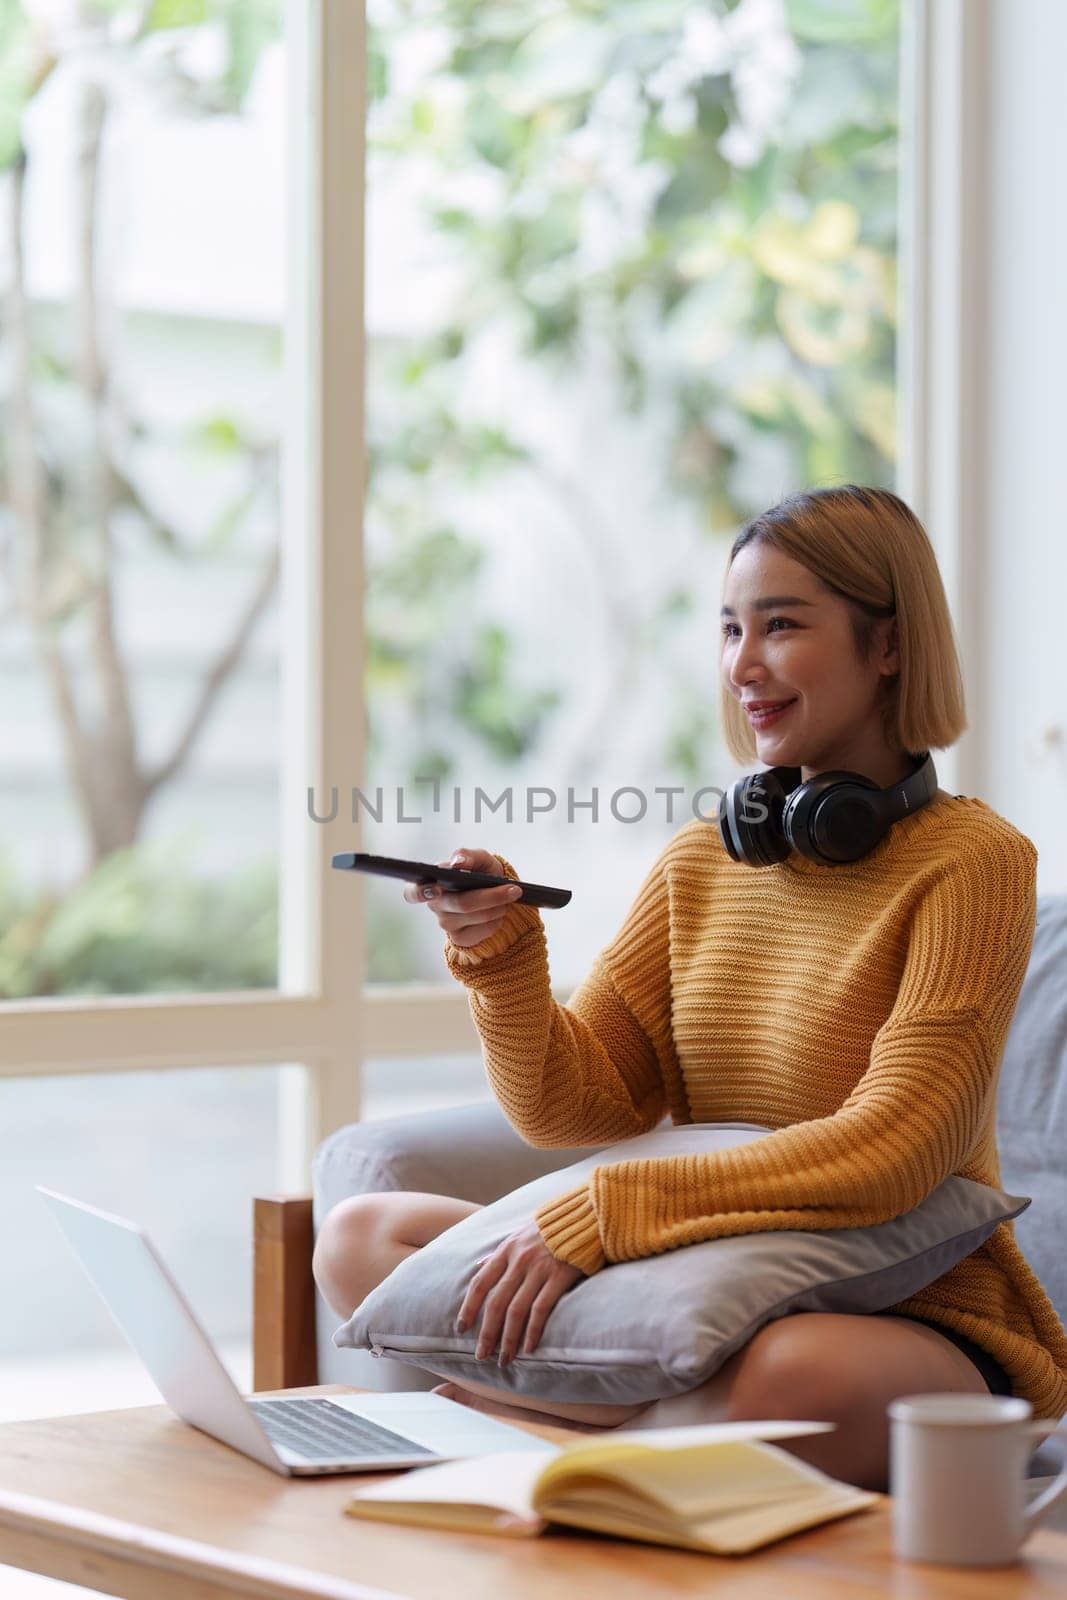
[0,1385,1064,1600]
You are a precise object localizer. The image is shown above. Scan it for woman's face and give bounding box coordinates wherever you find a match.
[720,540,905,785]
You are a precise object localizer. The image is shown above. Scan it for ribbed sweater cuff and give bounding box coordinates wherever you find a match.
[535,1183,607,1276]
[444,855,543,969]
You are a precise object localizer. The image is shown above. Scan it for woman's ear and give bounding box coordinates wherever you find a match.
[877,615,900,677]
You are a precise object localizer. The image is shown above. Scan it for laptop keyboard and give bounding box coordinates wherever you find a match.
[248,1398,439,1462]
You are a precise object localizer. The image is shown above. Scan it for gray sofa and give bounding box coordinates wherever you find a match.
[312,896,1067,1436]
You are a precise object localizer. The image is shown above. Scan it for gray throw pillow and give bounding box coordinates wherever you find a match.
[332,1123,1030,1406]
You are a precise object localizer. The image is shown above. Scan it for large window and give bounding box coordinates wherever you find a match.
[360,0,901,988]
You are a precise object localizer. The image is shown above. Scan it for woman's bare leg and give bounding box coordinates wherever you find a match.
[427,1379,648,1432]
[313,1192,485,1320]
[312,1191,651,1428]
[623,1311,991,1491]
[427,1373,651,1428]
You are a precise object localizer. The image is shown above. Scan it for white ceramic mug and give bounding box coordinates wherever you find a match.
[889,1393,1067,1566]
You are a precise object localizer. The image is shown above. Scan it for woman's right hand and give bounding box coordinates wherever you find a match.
[402,848,524,949]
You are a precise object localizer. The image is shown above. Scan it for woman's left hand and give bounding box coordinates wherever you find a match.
[456,1220,584,1364]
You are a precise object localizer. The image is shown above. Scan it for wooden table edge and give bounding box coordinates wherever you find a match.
[0,1481,403,1600]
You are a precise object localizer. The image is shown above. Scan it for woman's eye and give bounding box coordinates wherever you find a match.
[720,617,795,639]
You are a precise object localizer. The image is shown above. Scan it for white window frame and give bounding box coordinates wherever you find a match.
[897,0,988,799]
[2,0,977,1186]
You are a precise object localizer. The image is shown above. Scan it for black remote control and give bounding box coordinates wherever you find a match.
[330,852,571,909]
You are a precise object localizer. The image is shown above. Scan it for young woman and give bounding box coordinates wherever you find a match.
[314,485,1067,1493]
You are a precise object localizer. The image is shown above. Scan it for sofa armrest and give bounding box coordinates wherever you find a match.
[311,1098,632,1228]
[253,1196,317,1391]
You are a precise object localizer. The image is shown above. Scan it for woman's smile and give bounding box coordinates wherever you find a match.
[746,698,797,729]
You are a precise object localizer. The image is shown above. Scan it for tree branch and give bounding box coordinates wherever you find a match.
[77,70,143,831]
[145,542,281,797]
[5,142,100,823]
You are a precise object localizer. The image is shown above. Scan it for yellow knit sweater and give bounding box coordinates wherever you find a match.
[444,793,1067,1420]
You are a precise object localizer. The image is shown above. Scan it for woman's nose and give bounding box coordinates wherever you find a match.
[728,629,766,689]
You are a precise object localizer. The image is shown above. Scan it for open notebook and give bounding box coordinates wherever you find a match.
[345,1421,879,1555]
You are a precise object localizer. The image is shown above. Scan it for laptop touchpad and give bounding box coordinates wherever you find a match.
[328,1391,556,1456]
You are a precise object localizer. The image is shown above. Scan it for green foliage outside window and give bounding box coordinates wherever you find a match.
[0,0,899,994]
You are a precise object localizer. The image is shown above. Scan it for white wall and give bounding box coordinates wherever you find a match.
[979,0,1067,892]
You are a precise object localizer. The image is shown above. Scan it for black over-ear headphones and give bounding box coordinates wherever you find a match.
[717,751,938,867]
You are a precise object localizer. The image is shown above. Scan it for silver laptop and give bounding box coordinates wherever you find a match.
[37,1186,555,1476]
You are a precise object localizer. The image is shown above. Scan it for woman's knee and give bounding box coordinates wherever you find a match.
[723,1309,987,1426]
[725,1315,852,1423]
[312,1193,405,1319]
[312,1191,483,1321]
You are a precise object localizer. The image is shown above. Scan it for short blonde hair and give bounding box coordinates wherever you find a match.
[719,485,967,765]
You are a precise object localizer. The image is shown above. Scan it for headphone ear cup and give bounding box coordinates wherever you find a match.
[719,771,792,866]
[784,776,884,864]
